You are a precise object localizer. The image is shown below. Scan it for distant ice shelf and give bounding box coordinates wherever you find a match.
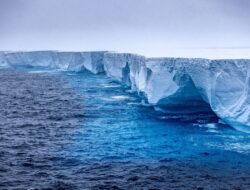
[0,51,249,132]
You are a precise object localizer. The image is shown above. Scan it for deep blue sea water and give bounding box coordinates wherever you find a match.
[1,68,250,190]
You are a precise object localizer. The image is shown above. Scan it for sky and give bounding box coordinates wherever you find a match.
[0,0,249,58]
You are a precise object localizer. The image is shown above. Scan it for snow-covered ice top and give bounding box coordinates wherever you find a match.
[0,51,249,132]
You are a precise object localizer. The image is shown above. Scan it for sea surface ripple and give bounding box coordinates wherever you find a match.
[0,68,250,190]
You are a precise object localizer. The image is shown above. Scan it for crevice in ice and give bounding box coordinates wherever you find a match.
[122,62,131,86]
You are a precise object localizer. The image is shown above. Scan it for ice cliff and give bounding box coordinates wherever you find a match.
[0,51,107,72]
[0,51,249,132]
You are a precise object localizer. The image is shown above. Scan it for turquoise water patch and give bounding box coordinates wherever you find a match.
[61,71,250,167]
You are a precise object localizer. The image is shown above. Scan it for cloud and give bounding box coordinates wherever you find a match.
[0,0,249,58]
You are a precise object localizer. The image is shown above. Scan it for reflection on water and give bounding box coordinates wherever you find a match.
[0,68,250,189]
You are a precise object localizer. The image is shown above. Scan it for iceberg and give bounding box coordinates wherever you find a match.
[187,59,250,132]
[103,53,145,88]
[68,52,106,74]
[3,51,84,70]
[104,54,249,132]
[0,52,9,67]
[0,51,249,132]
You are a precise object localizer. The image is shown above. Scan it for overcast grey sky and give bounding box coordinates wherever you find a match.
[0,0,249,58]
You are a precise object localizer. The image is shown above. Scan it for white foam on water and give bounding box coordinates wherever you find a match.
[28,70,58,74]
[224,143,250,154]
[101,84,121,88]
[111,95,133,101]
[206,123,218,129]
[206,129,219,133]
[127,102,141,106]
[99,95,134,102]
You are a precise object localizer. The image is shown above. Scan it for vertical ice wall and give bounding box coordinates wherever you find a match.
[187,60,250,131]
[4,51,58,68]
[103,53,146,89]
[0,51,249,132]
[103,53,250,132]
[67,52,106,73]
[0,52,8,67]
[1,51,106,72]
[140,58,209,107]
